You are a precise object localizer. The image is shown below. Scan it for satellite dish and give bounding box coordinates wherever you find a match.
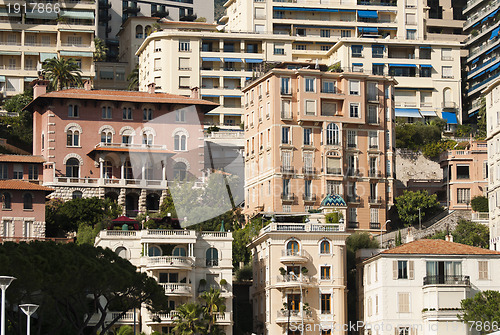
[216,25,226,31]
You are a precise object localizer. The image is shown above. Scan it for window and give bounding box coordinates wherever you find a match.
[341,30,351,37]
[370,208,379,224]
[143,133,153,145]
[13,164,22,179]
[406,29,416,40]
[398,327,410,335]
[274,43,285,55]
[66,158,80,178]
[373,64,384,76]
[397,260,408,279]
[2,193,11,209]
[179,40,190,51]
[173,162,187,181]
[320,29,330,37]
[122,131,133,145]
[349,80,360,95]
[398,293,410,313]
[368,105,378,124]
[442,66,453,78]
[322,81,335,93]
[386,130,390,149]
[281,127,290,144]
[457,188,471,204]
[406,12,416,24]
[123,107,132,120]
[179,57,190,70]
[352,63,363,72]
[0,164,6,179]
[351,45,363,57]
[101,130,112,144]
[441,48,452,61]
[28,165,38,180]
[143,108,153,121]
[478,261,489,280]
[179,76,190,89]
[148,245,162,257]
[173,246,187,256]
[206,247,219,267]
[174,134,187,151]
[327,180,342,195]
[68,104,79,117]
[66,128,80,147]
[305,77,315,92]
[372,45,384,58]
[286,240,299,255]
[321,294,331,314]
[320,266,331,280]
[420,66,432,77]
[420,47,431,59]
[349,104,359,118]
[102,106,112,119]
[176,110,185,122]
[304,179,312,198]
[41,133,44,150]
[23,193,33,210]
[72,191,83,199]
[456,165,470,179]
[347,130,356,148]
[281,77,290,94]
[305,100,316,115]
[303,128,312,145]
[320,240,330,254]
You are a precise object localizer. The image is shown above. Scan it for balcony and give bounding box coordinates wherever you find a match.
[262,222,345,234]
[370,222,381,229]
[281,111,293,120]
[347,195,360,203]
[275,274,315,289]
[368,144,379,150]
[442,101,457,109]
[280,249,309,264]
[281,193,296,203]
[302,194,317,203]
[368,170,383,178]
[160,283,192,296]
[280,166,295,175]
[423,275,470,286]
[471,212,489,222]
[348,221,359,228]
[145,256,194,270]
[326,167,342,175]
[369,197,383,204]
[276,310,313,324]
[123,5,140,13]
[151,9,168,18]
[347,169,362,177]
[302,167,316,176]
[367,117,379,124]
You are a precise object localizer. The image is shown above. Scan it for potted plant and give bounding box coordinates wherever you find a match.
[199,279,207,287]
[220,278,227,286]
[301,267,308,275]
[279,267,286,276]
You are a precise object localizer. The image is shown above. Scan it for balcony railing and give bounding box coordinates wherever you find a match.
[160,283,192,295]
[369,197,383,204]
[369,171,383,178]
[423,275,470,286]
[281,111,292,120]
[302,194,317,202]
[280,166,295,175]
[347,169,362,177]
[370,222,381,229]
[281,193,296,202]
[347,195,360,203]
[326,167,342,175]
[277,274,312,284]
[147,256,194,268]
[442,101,457,109]
[348,221,359,228]
[302,167,316,175]
[281,249,308,257]
[277,310,312,318]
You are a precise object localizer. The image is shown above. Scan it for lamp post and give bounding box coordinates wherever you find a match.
[0,276,15,335]
[20,304,38,335]
[289,271,304,335]
[380,220,391,248]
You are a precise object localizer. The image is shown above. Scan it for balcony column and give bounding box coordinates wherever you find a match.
[162,161,166,181]
[120,156,126,182]
[240,40,244,53]
[99,157,104,179]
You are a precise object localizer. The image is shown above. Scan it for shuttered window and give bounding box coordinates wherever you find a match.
[179,57,190,70]
[398,292,410,313]
[282,151,291,167]
[305,100,316,115]
[322,101,337,116]
[479,261,488,280]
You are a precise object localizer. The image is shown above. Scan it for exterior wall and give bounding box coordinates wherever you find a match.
[0,189,46,239]
[0,1,97,96]
[359,253,500,335]
[424,0,467,43]
[439,141,488,211]
[94,62,128,90]
[243,67,395,232]
[94,229,233,335]
[250,224,349,335]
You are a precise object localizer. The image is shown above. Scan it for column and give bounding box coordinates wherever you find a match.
[99,157,104,179]
[120,156,126,183]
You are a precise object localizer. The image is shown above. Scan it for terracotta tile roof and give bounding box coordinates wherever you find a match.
[381,239,500,255]
[36,89,219,106]
[0,155,45,163]
[0,180,53,192]
[89,147,175,154]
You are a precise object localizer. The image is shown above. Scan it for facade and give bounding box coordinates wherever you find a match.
[243,63,396,232]
[26,80,217,216]
[94,228,233,334]
[0,155,52,240]
[439,140,488,211]
[0,0,97,96]
[357,239,500,335]
[249,216,349,335]
[94,61,128,90]
[484,79,500,250]
[423,0,467,43]
[463,0,500,118]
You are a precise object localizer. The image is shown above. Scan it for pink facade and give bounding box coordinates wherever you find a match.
[27,82,217,216]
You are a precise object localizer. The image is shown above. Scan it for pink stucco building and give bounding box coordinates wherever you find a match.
[26,81,217,217]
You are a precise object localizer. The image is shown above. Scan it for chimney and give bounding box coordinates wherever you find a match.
[147,83,156,94]
[445,234,454,242]
[190,87,199,99]
[84,80,93,91]
[406,228,414,243]
[32,79,49,99]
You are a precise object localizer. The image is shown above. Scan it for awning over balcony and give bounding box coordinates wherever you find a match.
[60,51,94,57]
[359,27,378,33]
[40,53,57,62]
[389,64,417,67]
[358,10,378,18]
[0,51,21,55]
[273,6,339,12]
[490,27,500,40]
[0,8,20,17]
[224,58,242,62]
[245,58,263,63]
[26,11,58,19]
[488,62,500,72]
[88,144,175,156]
[59,29,95,33]
[441,112,458,124]
[420,110,437,116]
[60,10,95,19]
[472,70,485,79]
[420,64,433,68]
[202,57,221,62]
[395,108,422,118]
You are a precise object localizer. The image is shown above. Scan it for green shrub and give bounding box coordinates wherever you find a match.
[236,264,253,281]
[471,196,488,212]
[325,212,341,223]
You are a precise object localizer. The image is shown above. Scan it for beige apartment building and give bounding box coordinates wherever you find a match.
[0,0,96,96]
[249,215,349,335]
[243,62,396,232]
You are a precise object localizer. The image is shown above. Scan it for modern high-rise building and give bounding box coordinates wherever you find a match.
[0,0,97,96]
[242,62,396,231]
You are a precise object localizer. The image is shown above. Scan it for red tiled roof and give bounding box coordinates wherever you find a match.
[0,155,45,163]
[0,180,53,192]
[89,147,175,154]
[35,89,219,106]
[113,216,138,222]
[381,239,500,255]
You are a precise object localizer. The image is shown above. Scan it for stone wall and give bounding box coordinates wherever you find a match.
[49,186,101,201]
[395,149,442,186]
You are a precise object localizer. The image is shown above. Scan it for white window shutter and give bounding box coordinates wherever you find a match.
[409,261,414,280]
[393,260,398,280]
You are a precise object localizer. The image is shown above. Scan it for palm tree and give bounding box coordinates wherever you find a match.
[200,288,226,333]
[172,302,206,335]
[93,37,108,62]
[42,58,82,91]
[127,65,139,91]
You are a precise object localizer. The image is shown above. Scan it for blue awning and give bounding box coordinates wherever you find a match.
[245,58,263,63]
[472,57,480,64]
[442,112,458,124]
[472,70,486,79]
[224,58,242,62]
[489,62,500,72]
[352,63,363,66]
[472,22,480,27]
[389,64,417,67]
[420,64,433,68]
[202,57,221,62]
[224,95,241,98]
[359,27,378,33]
[490,27,500,40]
[482,17,488,23]
[419,46,431,49]
[395,108,422,118]
[202,95,219,97]
[358,10,378,18]
[420,110,437,116]
[340,9,356,12]
[224,76,241,79]
[486,44,500,54]
[273,6,339,12]
[373,63,385,66]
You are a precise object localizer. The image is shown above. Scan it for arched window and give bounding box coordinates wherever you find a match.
[173,246,187,257]
[286,240,299,255]
[320,240,330,254]
[326,123,339,145]
[443,87,452,103]
[124,160,133,179]
[115,246,128,259]
[145,25,152,37]
[206,248,219,266]
[103,160,113,179]
[68,104,79,117]
[173,162,187,181]
[101,130,112,144]
[135,25,143,39]
[122,129,133,145]
[23,193,33,210]
[174,134,187,151]
[142,133,153,145]
[67,128,80,147]
[72,190,83,199]
[148,245,162,257]
[2,192,11,209]
[66,158,80,178]
[143,108,153,121]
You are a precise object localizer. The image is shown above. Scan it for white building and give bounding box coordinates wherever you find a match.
[94,228,233,334]
[484,79,500,251]
[357,239,500,335]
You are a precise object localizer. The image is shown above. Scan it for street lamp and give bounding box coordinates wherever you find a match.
[381,220,391,248]
[0,276,15,335]
[20,304,38,335]
[289,271,304,335]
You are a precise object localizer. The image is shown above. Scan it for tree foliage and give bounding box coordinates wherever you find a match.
[395,190,441,227]
[93,38,108,62]
[0,241,168,335]
[127,66,139,91]
[459,290,500,329]
[430,219,489,248]
[0,108,33,152]
[42,58,82,91]
[476,97,487,140]
[395,121,443,150]
[471,196,489,212]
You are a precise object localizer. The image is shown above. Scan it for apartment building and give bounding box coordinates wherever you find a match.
[0,155,52,240]
[484,79,500,251]
[0,0,97,96]
[94,228,233,334]
[423,0,467,43]
[358,239,500,335]
[25,79,217,217]
[463,0,500,118]
[249,215,349,335]
[243,62,396,232]
[439,140,488,211]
